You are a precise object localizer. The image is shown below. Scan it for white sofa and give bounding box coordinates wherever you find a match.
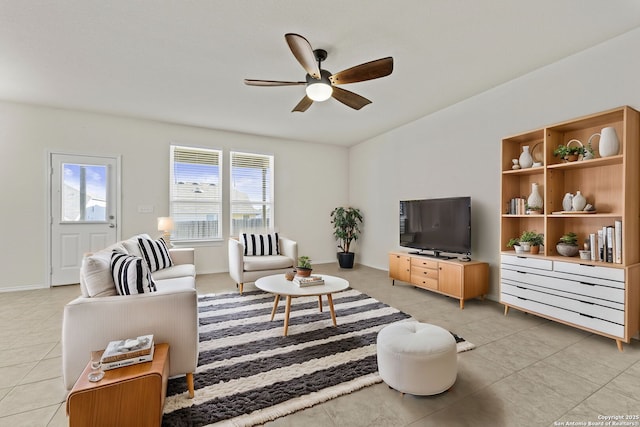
[228,235,297,294]
[61,235,198,398]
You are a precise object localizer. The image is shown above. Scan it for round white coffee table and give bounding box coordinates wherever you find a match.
[255,274,349,336]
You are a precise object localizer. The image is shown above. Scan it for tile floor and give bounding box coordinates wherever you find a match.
[0,263,639,427]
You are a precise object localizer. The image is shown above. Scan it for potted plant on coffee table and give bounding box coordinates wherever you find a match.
[296,256,313,277]
[330,206,363,269]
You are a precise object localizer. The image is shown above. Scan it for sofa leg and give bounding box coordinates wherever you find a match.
[186,372,195,398]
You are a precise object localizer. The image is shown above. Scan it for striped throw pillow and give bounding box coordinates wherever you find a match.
[111,251,157,295]
[242,233,280,256]
[138,237,173,272]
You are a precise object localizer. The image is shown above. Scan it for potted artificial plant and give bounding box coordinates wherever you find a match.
[330,207,363,269]
[507,238,524,254]
[296,256,313,277]
[553,144,586,162]
[556,232,579,257]
[520,231,544,254]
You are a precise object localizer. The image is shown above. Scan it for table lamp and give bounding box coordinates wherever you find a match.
[157,217,174,245]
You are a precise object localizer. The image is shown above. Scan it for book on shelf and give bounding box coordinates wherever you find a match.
[101,334,154,363]
[589,233,596,261]
[101,344,155,371]
[614,220,622,264]
[507,197,527,215]
[606,226,614,263]
[293,275,325,287]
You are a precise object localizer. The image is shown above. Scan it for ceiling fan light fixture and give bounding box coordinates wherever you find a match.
[306,82,333,101]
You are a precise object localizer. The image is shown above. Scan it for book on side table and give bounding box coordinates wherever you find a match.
[101,334,154,370]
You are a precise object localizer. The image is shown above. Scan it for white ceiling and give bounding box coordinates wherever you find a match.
[2,1,640,146]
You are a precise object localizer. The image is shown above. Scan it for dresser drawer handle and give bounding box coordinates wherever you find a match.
[579,313,595,319]
[516,271,526,274]
[579,300,595,305]
[579,282,596,286]
[579,263,595,267]
[517,296,527,301]
[517,256,527,259]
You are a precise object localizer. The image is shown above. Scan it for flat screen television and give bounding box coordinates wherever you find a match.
[399,196,471,258]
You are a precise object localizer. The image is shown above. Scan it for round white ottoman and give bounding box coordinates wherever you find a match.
[377,321,457,395]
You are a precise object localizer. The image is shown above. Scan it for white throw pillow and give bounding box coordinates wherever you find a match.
[138,237,173,272]
[81,252,118,297]
[111,252,157,295]
[242,233,280,256]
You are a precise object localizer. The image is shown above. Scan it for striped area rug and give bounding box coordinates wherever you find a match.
[161,289,420,426]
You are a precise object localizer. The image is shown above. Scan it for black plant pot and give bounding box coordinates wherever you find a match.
[337,252,355,269]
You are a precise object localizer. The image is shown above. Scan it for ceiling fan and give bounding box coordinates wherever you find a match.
[244,33,394,112]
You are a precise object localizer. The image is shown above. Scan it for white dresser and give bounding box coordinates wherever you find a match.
[500,254,639,350]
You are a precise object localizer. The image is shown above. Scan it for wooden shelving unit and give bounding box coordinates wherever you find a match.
[499,106,640,350]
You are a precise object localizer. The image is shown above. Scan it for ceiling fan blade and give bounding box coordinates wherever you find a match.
[285,33,321,79]
[329,57,394,85]
[244,79,306,87]
[292,96,313,113]
[331,86,372,110]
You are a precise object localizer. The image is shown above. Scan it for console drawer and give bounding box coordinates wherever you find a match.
[501,293,624,338]
[411,274,438,290]
[411,258,439,269]
[501,282,624,324]
[501,254,553,271]
[553,261,624,282]
[501,268,625,303]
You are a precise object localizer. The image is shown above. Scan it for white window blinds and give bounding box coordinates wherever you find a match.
[230,151,274,236]
[170,145,222,241]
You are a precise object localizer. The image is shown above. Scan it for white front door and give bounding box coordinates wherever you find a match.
[50,153,120,286]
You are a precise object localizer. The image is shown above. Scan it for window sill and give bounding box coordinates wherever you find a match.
[170,239,223,248]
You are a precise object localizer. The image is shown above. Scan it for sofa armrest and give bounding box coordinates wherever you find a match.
[228,238,244,284]
[169,247,194,265]
[279,237,298,264]
[62,287,198,390]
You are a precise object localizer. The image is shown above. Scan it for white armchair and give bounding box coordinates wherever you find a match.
[228,236,297,294]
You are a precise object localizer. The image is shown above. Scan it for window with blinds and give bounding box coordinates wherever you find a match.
[170,145,222,242]
[230,151,274,236]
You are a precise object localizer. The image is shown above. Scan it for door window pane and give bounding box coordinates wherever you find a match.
[62,163,108,221]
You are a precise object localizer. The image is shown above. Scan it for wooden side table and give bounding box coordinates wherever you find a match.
[67,343,169,427]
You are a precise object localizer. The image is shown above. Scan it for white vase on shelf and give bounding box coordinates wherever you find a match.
[562,193,573,211]
[596,127,620,158]
[527,183,543,212]
[572,191,586,212]
[519,146,533,169]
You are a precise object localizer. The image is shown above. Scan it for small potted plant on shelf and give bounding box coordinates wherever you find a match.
[507,238,525,254]
[556,232,579,257]
[553,144,586,162]
[296,256,313,277]
[526,203,543,215]
[523,231,544,254]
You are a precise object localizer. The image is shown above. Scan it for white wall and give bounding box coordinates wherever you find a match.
[0,103,348,291]
[350,27,640,300]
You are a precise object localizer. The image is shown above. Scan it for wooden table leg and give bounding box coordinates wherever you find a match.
[459,299,465,309]
[270,294,280,321]
[283,296,292,336]
[318,295,323,312]
[327,293,337,327]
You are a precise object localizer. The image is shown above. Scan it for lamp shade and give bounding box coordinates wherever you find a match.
[306,82,333,102]
[157,217,174,232]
